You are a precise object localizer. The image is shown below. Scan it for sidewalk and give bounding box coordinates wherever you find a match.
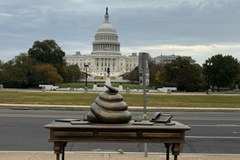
[0,152,240,160]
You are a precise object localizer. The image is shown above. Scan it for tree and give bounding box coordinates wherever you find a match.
[0,60,3,69]
[63,65,81,83]
[0,39,82,88]
[148,62,165,88]
[0,60,3,83]
[0,54,35,88]
[163,57,203,91]
[123,67,139,82]
[203,54,239,91]
[28,39,66,75]
[236,69,240,90]
[0,53,64,87]
[15,53,37,87]
[34,63,63,84]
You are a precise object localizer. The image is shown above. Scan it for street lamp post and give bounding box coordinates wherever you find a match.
[84,64,89,89]
[206,61,212,94]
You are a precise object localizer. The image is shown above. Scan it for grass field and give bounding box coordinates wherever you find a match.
[0,90,239,108]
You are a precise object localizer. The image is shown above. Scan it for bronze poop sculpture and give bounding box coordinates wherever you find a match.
[87,85,132,123]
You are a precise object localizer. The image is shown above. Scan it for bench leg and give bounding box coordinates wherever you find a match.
[54,142,67,160]
[171,143,180,160]
[164,143,171,160]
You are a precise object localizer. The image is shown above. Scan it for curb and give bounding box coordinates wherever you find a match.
[0,104,240,112]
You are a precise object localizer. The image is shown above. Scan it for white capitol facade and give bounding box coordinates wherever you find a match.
[65,8,138,80]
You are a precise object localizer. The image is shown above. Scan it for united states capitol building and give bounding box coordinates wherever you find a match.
[65,8,138,80]
[65,8,179,80]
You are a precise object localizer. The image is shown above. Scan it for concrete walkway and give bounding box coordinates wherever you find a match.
[0,152,240,160]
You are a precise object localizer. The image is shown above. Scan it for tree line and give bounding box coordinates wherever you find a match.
[0,39,240,91]
[0,40,81,88]
[125,55,240,92]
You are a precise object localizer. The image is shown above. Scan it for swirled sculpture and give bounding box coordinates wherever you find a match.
[87,85,132,123]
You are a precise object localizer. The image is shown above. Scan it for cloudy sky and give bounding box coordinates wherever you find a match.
[0,0,240,64]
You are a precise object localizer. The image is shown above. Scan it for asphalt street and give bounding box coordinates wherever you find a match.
[0,109,240,154]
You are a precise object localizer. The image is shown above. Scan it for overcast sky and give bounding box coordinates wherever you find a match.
[0,0,240,64]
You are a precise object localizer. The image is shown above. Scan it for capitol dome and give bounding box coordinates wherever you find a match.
[96,7,117,34]
[97,23,117,34]
[92,7,121,55]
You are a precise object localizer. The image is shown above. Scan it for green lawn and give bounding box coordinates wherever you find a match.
[0,90,240,108]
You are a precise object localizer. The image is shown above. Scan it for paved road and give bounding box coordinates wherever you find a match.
[0,109,240,154]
